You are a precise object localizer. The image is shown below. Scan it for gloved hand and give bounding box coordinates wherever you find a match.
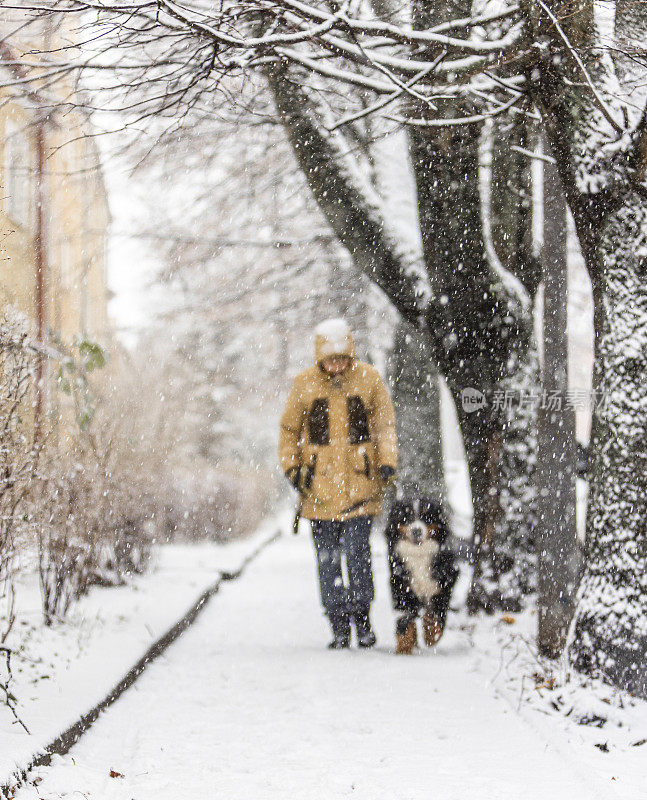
[285,467,301,490]
[380,465,396,483]
[286,464,315,493]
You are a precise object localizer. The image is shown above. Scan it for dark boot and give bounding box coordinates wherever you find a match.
[352,604,377,648]
[327,610,351,649]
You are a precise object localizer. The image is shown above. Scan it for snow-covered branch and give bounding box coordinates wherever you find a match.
[266,60,431,319]
[390,91,524,127]
[2,0,526,125]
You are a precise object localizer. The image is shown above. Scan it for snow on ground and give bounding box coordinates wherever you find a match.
[13,529,646,800]
[0,518,280,785]
[465,609,647,799]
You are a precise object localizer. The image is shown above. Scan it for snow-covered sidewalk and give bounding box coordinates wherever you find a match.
[13,531,643,800]
[1,522,278,787]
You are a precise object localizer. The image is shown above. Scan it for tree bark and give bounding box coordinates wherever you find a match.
[569,187,647,696]
[525,0,647,693]
[408,0,538,611]
[536,146,579,658]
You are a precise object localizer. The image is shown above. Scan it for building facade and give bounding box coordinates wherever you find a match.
[0,61,110,340]
[0,20,111,431]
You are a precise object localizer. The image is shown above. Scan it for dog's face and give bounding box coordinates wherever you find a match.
[398,520,439,545]
[391,497,448,547]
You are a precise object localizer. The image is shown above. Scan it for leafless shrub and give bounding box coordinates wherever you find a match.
[29,339,157,623]
[36,472,88,624]
[0,312,39,641]
[34,455,155,624]
[28,334,273,625]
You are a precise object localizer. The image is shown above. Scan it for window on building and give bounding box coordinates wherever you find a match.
[4,120,35,230]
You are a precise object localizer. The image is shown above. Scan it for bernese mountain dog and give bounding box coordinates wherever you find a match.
[386,497,459,654]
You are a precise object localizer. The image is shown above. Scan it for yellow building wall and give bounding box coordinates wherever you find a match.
[1,99,110,320]
[45,128,111,345]
[0,69,111,438]
[0,102,38,318]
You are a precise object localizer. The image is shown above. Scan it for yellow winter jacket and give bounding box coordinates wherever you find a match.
[279,327,397,521]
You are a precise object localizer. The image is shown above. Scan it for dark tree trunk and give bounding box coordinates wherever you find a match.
[266,65,426,325]
[454,347,538,612]
[526,0,647,693]
[407,0,538,611]
[570,188,647,695]
[536,147,579,658]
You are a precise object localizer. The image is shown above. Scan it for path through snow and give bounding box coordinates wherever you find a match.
[16,533,622,799]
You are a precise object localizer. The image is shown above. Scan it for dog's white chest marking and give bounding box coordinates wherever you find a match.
[395,539,441,603]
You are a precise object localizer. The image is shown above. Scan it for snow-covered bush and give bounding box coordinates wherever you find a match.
[0,313,40,641]
[27,339,158,623]
[33,456,155,623]
[30,334,273,623]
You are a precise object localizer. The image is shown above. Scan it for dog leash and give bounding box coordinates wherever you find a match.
[339,495,382,516]
[292,497,302,535]
[295,469,392,529]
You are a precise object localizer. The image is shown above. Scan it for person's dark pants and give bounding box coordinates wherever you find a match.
[311,516,374,617]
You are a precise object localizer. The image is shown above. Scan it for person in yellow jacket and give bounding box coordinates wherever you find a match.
[279,318,398,649]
